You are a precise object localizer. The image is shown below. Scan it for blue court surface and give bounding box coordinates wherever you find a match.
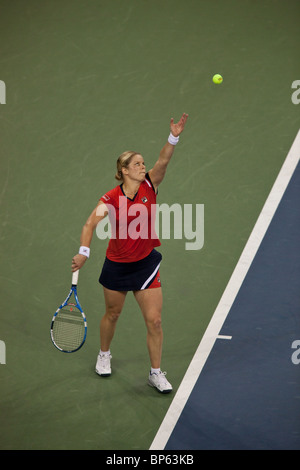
[151,134,300,450]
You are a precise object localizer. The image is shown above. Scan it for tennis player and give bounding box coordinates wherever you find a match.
[72,113,188,393]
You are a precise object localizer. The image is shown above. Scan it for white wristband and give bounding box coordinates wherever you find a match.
[168,132,180,145]
[79,246,90,258]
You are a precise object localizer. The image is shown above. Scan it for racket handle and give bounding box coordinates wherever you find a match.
[72,270,79,286]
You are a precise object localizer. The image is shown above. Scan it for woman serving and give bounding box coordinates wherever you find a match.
[72,113,188,393]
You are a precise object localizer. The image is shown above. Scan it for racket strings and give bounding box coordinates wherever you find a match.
[52,304,86,351]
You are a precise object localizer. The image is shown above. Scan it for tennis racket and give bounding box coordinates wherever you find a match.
[50,270,87,353]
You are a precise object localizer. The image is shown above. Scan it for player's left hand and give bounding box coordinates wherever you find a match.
[170,113,189,137]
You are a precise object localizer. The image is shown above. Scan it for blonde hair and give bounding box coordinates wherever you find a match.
[115,151,140,182]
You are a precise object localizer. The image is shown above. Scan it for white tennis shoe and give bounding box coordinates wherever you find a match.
[95,352,112,377]
[148,370,173,393]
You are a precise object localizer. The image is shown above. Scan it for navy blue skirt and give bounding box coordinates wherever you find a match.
[99,249,162,291]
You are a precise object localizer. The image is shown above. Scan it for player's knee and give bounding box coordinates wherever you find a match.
[106,307,122,323]
[147,315,162,332]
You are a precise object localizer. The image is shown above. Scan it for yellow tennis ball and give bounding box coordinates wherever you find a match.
[213,74,223,84]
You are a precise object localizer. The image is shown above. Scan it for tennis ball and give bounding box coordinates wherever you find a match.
[213,74,223,84]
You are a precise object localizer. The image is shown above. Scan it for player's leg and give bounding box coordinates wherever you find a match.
[100,287,127,351]
[133,287,172,393]
[133,287,163,368]
[96,287,127,376]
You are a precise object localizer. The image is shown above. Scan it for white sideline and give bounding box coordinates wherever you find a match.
[150,130,300,450]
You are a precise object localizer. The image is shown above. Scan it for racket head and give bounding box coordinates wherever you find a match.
[50,300,87,353]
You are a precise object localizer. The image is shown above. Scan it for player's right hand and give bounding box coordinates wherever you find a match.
[71,254,88,272]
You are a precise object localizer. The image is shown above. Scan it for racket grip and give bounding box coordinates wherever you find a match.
[72,270,79,286]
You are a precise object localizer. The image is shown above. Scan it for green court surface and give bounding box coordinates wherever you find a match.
[0,0,299,450]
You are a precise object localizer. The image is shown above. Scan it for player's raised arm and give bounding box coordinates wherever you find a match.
[72,201,108,272]
[148,113,188,191]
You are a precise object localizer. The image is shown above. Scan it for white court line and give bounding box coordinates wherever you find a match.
[150,129,300,450]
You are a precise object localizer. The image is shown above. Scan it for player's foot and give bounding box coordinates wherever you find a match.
[95,352,112,377]
[148,370,172,393]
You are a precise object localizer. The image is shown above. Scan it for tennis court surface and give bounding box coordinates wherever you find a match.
[0,0,299,451]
